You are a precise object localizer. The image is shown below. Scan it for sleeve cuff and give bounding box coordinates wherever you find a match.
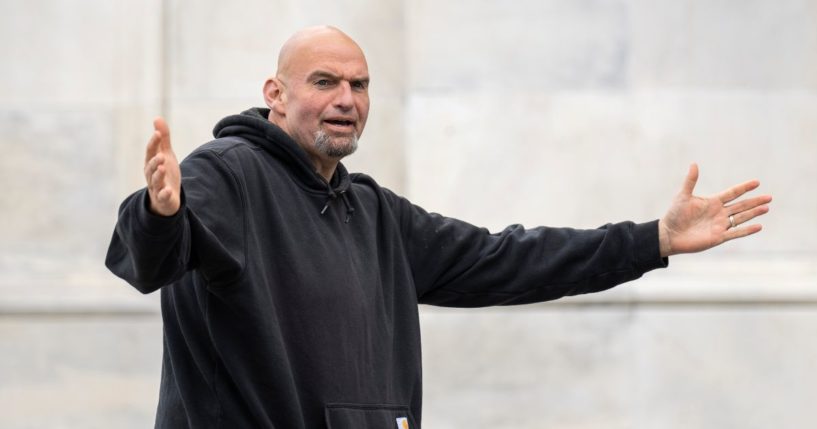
[633,219,669,272]
[134,188,186,237]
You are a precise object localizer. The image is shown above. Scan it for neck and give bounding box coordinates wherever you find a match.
[312,158,338,183]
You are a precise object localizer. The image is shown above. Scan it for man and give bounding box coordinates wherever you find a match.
[106,26,771,428]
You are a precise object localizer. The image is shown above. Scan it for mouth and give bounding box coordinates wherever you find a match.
[323,118,356,133]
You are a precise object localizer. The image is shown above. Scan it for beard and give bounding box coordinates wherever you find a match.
[314,129,358,159]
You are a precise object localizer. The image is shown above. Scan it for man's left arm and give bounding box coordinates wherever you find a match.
[396,164,770,307]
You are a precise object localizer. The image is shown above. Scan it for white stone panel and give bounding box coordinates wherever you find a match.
[0,316,162,429]
[407,0,630,92]
[629,0,817,90]
[0,109,114,287]
[0,0,162,105]
[420,305,817,428]
[631,307,817,428]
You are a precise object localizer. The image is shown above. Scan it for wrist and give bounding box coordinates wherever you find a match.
[658,219,672,258]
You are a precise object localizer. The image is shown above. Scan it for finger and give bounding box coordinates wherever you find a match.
[145,130,162,164]
[153,116,169,137]
[144,154,164,180]
[680,163,699,196]
[717,179,760,204]
[724,223,763,241]
[153,117,173,152]
[725,194,773,214]
[150,164,167,193]
[732,204,770,227]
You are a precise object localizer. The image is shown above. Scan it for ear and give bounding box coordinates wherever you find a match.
[263,76,287,116]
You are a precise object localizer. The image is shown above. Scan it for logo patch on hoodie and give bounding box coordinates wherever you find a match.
[396,417,409,429]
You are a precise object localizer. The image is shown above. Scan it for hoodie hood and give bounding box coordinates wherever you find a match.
[213,107,355,222]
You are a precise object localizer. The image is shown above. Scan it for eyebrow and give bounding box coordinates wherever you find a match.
[307,70,370,85]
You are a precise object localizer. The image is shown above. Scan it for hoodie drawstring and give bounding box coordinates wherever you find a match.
[320,195,334,215]
[319,189,355,223]
[340,192,355,223]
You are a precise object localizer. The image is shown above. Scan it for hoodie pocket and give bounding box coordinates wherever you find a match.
[324,403,415,429]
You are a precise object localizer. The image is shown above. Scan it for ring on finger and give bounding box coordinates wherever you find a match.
[728,214,736,229]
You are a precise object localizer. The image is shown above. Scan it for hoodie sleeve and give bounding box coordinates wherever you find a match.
[105,148,246,294]
[391,194,667,307]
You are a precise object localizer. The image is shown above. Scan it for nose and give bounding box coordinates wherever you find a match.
[333,81,354,111]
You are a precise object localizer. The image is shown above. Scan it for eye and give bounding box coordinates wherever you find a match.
[351,81,368,91]
[312,77,338,89]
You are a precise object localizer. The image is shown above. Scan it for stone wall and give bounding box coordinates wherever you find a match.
[1,0,815,427]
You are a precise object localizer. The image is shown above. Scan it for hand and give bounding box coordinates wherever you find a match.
[658,163,772,257]
[144,117,181,216]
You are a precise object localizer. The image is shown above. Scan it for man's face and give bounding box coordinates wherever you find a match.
[274,35,370,161]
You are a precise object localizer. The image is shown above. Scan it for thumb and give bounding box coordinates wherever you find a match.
[680,162,699,196]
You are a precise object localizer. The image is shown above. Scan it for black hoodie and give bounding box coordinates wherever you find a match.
[105,107,667,428]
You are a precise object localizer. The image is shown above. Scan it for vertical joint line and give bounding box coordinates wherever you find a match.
[160,0,170,119]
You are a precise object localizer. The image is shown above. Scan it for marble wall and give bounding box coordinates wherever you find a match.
[1,0,815,427]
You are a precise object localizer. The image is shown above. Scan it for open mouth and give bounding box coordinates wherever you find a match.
[324,119,355,127]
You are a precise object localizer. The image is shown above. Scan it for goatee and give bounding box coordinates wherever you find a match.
[314,130,358,158]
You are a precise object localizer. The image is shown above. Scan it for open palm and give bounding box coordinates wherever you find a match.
[659,164,771,257]
[144,117,181,216]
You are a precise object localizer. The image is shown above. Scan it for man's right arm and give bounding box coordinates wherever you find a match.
[105,118,246,294]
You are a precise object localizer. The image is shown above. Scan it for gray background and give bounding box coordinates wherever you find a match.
[1,0,815,427]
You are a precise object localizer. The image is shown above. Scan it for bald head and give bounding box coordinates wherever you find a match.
[276,26,367,81]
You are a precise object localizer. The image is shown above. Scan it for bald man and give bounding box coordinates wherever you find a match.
[106,26,771,428]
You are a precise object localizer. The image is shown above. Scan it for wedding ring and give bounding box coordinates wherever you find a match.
[728,215,736,229]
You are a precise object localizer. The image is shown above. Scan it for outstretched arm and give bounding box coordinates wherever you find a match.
[106,117,246,293]
[144,117,181,216]
[658,163,772,257]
